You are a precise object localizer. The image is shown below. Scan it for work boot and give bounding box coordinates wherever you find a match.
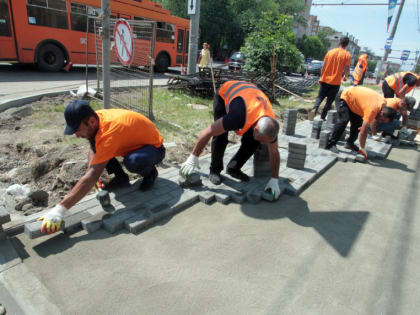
[344,142,359,152]
[209,172,222,185]
[327,144,339,154]
[104,173,129,191]
[227,168,250,182]
[308,109,316,121]
[140,168,158,191]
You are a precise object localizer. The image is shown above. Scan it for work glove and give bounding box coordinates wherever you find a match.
[401,126,408,134]
[358,148,368,160]
[372,135,382,141]
[264,178,281,200]
[39,204,67,234]
[180,154,200,177]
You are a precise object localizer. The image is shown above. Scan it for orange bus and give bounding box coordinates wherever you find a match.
[0,0,190,72]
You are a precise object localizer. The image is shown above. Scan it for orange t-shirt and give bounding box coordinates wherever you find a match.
[385,98,401,111]
[320,47,351,86]
[341,86,385,124]
[91,109,164,165]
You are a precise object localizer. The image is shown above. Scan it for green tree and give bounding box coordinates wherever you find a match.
[367,60,377,73]
[317,27,335,56]
[301,36,323,60]
[242,13,302,73]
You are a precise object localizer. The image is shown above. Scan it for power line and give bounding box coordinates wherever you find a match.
[312,2,400,5]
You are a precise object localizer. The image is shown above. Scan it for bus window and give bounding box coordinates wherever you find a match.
[0,0,12,37]
[177,29,184,53]
[70,2,100,33]
[26,0,68,29]
[157,22,174,43]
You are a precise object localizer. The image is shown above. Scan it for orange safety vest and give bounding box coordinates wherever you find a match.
[385,71,416,96]
[352,54,367,85]
[219,81,276,136]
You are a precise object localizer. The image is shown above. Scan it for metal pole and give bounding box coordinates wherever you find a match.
[375,0,406,84]
[94,20,100,93]
[187,0,201,75]
[148,22,156,121]
[101,0,111,108]
[85,15,89,96]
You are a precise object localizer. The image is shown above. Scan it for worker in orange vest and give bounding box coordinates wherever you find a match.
[382,71,420,103]
[180,81,281,200]
[351,54,368,86]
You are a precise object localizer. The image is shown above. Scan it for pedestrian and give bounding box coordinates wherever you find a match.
[376,96,416,138]
[382,71,420,103]
[351,53,368,86]
[180,80,281,199]
[326,86,397,159]
[197,42,210,69]
[39,100,165,234]
[309,36,351,121]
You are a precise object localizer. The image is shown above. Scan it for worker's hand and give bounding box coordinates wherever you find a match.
[180,154,200,177]
[39,204,67,234]
[358,148,368,160]
[401,126,408,134]
[372,135,381,141]
[342,76,347,82]
[264,178,281,200]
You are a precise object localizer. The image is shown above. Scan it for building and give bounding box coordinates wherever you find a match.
[293,0,313,38]
[308,15,320,36]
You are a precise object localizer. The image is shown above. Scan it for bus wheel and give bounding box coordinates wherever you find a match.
[155,53,170,73]
[37,44,65,72]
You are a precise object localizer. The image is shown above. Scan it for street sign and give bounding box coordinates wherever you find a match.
[384,38,393,50]
[401,50,410,61]
[188,0,196,15]
[113,20,134,66]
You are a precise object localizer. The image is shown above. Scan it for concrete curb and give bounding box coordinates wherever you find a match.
[0,91,71,113]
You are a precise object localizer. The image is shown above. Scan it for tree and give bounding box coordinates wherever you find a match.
[242,13,302,73]
[367,60,377,73]
[301,36,323,60]
[317,27,335,56]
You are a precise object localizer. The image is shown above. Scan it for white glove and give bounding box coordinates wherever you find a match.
[39,204,67,234]
[180,154,200,177]
[264,178,281,200]
[372,135,381,141]
[401,126,408,134]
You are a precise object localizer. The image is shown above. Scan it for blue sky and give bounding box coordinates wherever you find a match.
[311,0,420,70]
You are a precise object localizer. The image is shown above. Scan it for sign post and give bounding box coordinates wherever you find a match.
[114,20,134,66]
[187,0,200,75]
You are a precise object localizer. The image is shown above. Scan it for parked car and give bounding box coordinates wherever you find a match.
[306,60,323,76]
[227,52,245,71]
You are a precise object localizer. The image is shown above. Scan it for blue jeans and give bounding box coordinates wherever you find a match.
[123,145,165,177]
[376,113,401,134]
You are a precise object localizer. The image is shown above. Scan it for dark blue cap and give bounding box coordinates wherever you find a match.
[64,100,95,135]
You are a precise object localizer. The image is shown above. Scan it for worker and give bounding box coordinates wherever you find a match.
[198,42,210,69]
[180,81,281,199]
[351,53,368,86]
[39,100,165,234]
[382,71,420,103]
[309,36,351,121]
[376,96,416,138]
[326,86,397,159]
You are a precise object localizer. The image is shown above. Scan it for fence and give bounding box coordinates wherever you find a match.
[94,18,156,119]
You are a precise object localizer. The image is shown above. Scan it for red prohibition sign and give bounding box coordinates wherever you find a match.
[113,19,134,66]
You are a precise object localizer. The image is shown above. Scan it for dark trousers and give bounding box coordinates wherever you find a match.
[209,97,259,174]
[328,100,363,146]
[313,82,341,120]
[106,145,165,177]
[382,80,395,98]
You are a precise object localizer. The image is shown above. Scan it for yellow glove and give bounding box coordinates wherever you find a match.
[39,204,67,234]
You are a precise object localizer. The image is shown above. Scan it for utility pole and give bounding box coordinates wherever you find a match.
[187,0,200,75]
[101,0,111,108]
[375,0,405,83]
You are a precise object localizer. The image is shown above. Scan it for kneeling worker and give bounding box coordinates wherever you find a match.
[40,100,165,234]
[382,71,420,102]
[327,86,397,159]
[181,80,281,199]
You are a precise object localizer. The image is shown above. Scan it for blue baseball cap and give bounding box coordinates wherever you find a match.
[64,100,95,135]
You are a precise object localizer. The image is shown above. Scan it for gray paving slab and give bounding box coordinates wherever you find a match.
[0,240,21,273]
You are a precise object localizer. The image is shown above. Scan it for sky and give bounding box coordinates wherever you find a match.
[310,0,420,70]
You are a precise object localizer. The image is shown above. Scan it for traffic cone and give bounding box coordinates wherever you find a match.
[305,70,308,79]
[63,62,73,72]
[181,65,185,75]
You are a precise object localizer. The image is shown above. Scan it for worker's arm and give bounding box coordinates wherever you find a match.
[60,162,107,210]
[264,140,281,199]
[400,103,408,128]
[343,65,350,81]
[192,118,225,157]
[370,119,378,136]
[359,121,369,149]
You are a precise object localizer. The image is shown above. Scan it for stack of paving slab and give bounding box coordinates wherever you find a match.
[0,206,11,240]
[282,109,298,136]
[318,130,331,149]
[311,118,323,139]
[287,142,306,170]
[253,144,271,177]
